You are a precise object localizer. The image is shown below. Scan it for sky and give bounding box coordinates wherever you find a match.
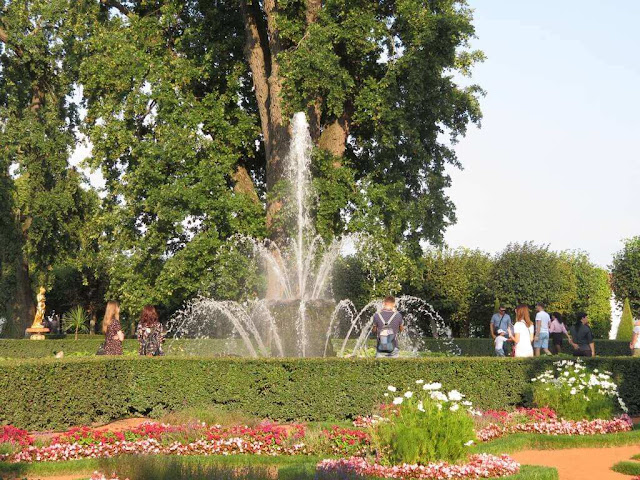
[444,0,640,268]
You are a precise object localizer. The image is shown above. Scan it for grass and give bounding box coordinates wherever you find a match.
[0,455,557,480]
[474,427,640,455]
[612,460,640,476]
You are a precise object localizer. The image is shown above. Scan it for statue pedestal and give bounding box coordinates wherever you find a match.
[26,326,49,340]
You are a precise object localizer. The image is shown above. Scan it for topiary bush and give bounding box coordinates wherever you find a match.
[0,357,638,431]
[617,298,634,341]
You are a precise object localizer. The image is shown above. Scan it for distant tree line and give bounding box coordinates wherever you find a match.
[333,241,616,338]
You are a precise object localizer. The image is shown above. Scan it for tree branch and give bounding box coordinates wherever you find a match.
[0,24,23,57]
[100,0,131,16]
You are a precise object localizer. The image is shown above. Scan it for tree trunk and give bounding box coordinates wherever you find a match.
[12,252,34,337]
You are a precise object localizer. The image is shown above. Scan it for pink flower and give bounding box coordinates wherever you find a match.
[318,454,520,479]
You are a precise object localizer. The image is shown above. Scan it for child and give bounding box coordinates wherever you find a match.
[494,329,508,357]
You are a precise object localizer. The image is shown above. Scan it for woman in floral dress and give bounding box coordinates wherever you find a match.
[136,305,165,356]
[102,301,124,355]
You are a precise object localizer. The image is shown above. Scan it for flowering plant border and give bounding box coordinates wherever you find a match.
[317,454,520,479]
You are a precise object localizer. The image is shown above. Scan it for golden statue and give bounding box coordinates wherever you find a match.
[27,286,50,340]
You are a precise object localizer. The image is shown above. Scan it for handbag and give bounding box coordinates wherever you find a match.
[96,342,106,355]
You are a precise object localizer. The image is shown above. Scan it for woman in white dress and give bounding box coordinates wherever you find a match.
[512,304,534,358]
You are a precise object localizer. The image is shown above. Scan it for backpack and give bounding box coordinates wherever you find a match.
[376,312,398,353]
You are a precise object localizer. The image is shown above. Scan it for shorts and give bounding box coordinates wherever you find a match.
[551,332,564,346]
[376,347,400,358]
[534,331,549,349]
[495,348,505,357]
[633,349,640,358]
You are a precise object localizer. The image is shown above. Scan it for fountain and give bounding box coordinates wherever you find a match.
[168,113,456,358]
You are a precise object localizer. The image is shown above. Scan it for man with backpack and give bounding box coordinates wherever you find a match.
[372,296,404,358]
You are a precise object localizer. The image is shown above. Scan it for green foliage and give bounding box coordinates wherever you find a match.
[0,337,632,359]
[494,298,501,314]
[0,357,638,431]
[531,360,625,420]
[565,252,612,338]
[371,381,475,464]
[62,306,90,340]
[412,248,493,337]
[611,237,640,317]
[617,298,634,341]
[489,243,577,313]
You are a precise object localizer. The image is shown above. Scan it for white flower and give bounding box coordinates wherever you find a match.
[464,440,474,446]
[404,391,414,399]
[423,382,442,391]
[384,393,389,397]
[417,401,425,412]
[450,403,460,412]
[461,401,473,406]
[448,390,463,402]
[436,403,443,410]
[570,388,577,395]
[388,386,397,392]
[392,397,404,405]
[430,391,447,402]
[415,379,425,384]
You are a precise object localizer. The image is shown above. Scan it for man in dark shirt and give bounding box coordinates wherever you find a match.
[570,312,595,357]
[372,296,404,358]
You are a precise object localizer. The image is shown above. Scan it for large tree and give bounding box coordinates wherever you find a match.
[0,0,93,336]
[78,0,483,316]
[611,236,640,317]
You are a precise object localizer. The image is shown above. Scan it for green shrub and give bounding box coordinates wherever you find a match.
[531,359,626,420]
[617,298,634,341]
[371,381,475,464]
[62,306,90,340]
[0,357,638,431]
[0,337,632,359]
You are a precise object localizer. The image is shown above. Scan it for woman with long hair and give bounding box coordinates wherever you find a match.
[136,305,165,356]
[102,301,124,355]
[512,304,534,357]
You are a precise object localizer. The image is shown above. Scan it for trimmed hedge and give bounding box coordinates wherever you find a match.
[0,338,632,359]
[0,357,638,431]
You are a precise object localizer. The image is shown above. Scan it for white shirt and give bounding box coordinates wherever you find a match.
[633,325,640,349]
[514,321,534,357]
[494,335,508,349]
[535,311,551,333]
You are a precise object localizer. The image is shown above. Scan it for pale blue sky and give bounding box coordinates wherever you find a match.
[445,0,640,267]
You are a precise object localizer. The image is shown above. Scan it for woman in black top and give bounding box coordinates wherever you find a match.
[571,312,595,357]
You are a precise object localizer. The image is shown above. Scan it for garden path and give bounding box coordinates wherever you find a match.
[512,445,640,480]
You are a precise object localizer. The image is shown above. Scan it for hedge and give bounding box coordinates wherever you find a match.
[0,357,638,431]
[0,338,632,359]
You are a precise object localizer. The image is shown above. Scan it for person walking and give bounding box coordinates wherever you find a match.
[570,312,595,357]
[102,300,124,355]
[549,312,576,354]
[490,305,513,356]
[512,304,534,358]
[533,303,551,356]
[630,318,640,357]
[372,296,404,358]
[136,305,165,356]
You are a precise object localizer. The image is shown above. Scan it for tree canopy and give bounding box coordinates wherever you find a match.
[1,0,486,332]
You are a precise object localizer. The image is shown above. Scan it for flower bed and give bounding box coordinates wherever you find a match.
[3,421,307,464]
[317,454,520,479]
[476,415,633,442]
[0,425,34,446]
